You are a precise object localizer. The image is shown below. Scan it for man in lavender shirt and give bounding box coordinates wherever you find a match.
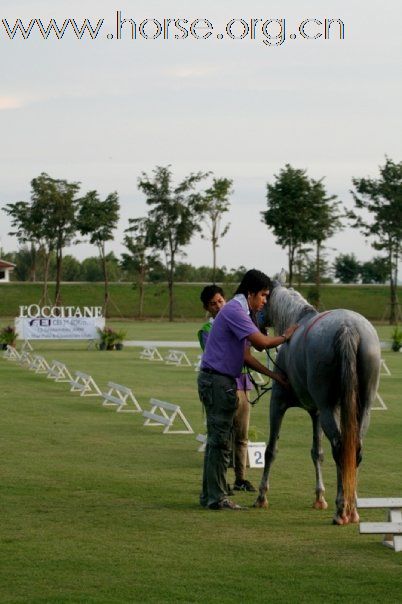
[199,285,258,494]
[198,269,298,510]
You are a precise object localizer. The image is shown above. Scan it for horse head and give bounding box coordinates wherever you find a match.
[257,271,284,331]
[259,271,316,335]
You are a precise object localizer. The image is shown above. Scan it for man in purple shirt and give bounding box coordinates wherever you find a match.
[198,269,298,510]
[199,285,258,494]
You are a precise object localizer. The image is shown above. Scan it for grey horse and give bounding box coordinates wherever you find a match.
[254,279,381,524]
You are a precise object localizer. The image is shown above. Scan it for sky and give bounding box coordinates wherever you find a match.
[0,0,401,277]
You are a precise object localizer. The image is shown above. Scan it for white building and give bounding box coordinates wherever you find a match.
[0,259,15,283]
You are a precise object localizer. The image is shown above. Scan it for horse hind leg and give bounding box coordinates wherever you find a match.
[332,399,371,525]
[333,466,359,525]
[318,407,355,525]
[309,410,328,510]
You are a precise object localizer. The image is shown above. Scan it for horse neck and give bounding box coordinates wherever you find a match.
[270,287,317,334]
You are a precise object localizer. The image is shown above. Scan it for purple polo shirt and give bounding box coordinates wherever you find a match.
[201,297,259,378]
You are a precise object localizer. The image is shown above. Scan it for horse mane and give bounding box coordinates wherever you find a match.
[269,286,316,334]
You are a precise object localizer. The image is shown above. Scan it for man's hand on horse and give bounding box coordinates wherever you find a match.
[283,324,299,341]
[272,372,291,390]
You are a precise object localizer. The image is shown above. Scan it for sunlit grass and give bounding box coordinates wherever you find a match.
[1,337,401,602]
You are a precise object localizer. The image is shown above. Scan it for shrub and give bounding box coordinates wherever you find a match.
[391,326,402,352]
[0,325,17,349]
[97,327,126,350]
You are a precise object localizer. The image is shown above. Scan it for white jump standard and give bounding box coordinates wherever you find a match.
[102,382,142,413]
[3,345,21,361]
[29,355,50,374]
[143,398,193,434]
[19,351,33,368]
[70,371,102,397]
[139,346,164,361]
[372,391,387,410]
[21,340,34,352]
[47,360,73,382]
[357,497,402,552]
[194,354,202,371]
[196,433,207,452]
[380,359,391,376]
[164,349,192,366]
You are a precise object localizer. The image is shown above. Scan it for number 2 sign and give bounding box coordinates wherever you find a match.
[247,442,266,468]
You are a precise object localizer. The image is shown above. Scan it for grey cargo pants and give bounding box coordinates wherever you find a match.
[198,370,238,508]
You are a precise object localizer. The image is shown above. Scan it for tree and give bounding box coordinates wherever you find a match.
[307,179,341,304]
[333,253,361,283]
[302,254,332,284]
[81,257,104,281]
[294,246,313,287]
[201,177,233,283]
[3,200,41,282]
[4,187,62,302]
[226,265,247,283]
[146,259,167,283]
[30,173,80,305]
[77,190,120,312]
[360,256,389,284]
[137,165,208,321]
[62,255,83,281]
[122,217,160,318]
[350,157,402,323]
[261,165,314,285]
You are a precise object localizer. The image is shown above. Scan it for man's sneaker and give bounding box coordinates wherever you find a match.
[208,498,244,510]
[233,479,257,492]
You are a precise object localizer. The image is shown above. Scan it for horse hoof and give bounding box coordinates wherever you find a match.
[253,497,269,509]
[313,499,328,510]
[349,510,360,524]
[332,515,349,525]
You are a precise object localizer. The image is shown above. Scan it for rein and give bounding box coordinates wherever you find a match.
[247,369,272,406]
[247,347,283,406]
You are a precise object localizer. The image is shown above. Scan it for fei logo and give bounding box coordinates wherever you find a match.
[29,318,51,327]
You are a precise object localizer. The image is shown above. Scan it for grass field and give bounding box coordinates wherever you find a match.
[1,327,402,603]
[1,281,401,321]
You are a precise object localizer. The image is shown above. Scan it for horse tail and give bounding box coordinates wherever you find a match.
[335,324,360,514]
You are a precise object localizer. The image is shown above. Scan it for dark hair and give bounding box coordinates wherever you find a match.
[200,285,225,308]
[235,269,271,296]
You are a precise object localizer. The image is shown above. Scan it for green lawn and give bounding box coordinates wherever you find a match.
[1,334,402,603]
[1,281,401,321]
[5,319,396,347]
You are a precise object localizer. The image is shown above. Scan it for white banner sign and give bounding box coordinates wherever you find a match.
[15,316,105,340]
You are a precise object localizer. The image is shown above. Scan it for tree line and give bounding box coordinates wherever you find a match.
[3,157,401,322]
[2,250,250,286]
[2,248,390,286]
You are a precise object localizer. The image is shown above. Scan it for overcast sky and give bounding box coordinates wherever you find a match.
[1,0,401,277]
